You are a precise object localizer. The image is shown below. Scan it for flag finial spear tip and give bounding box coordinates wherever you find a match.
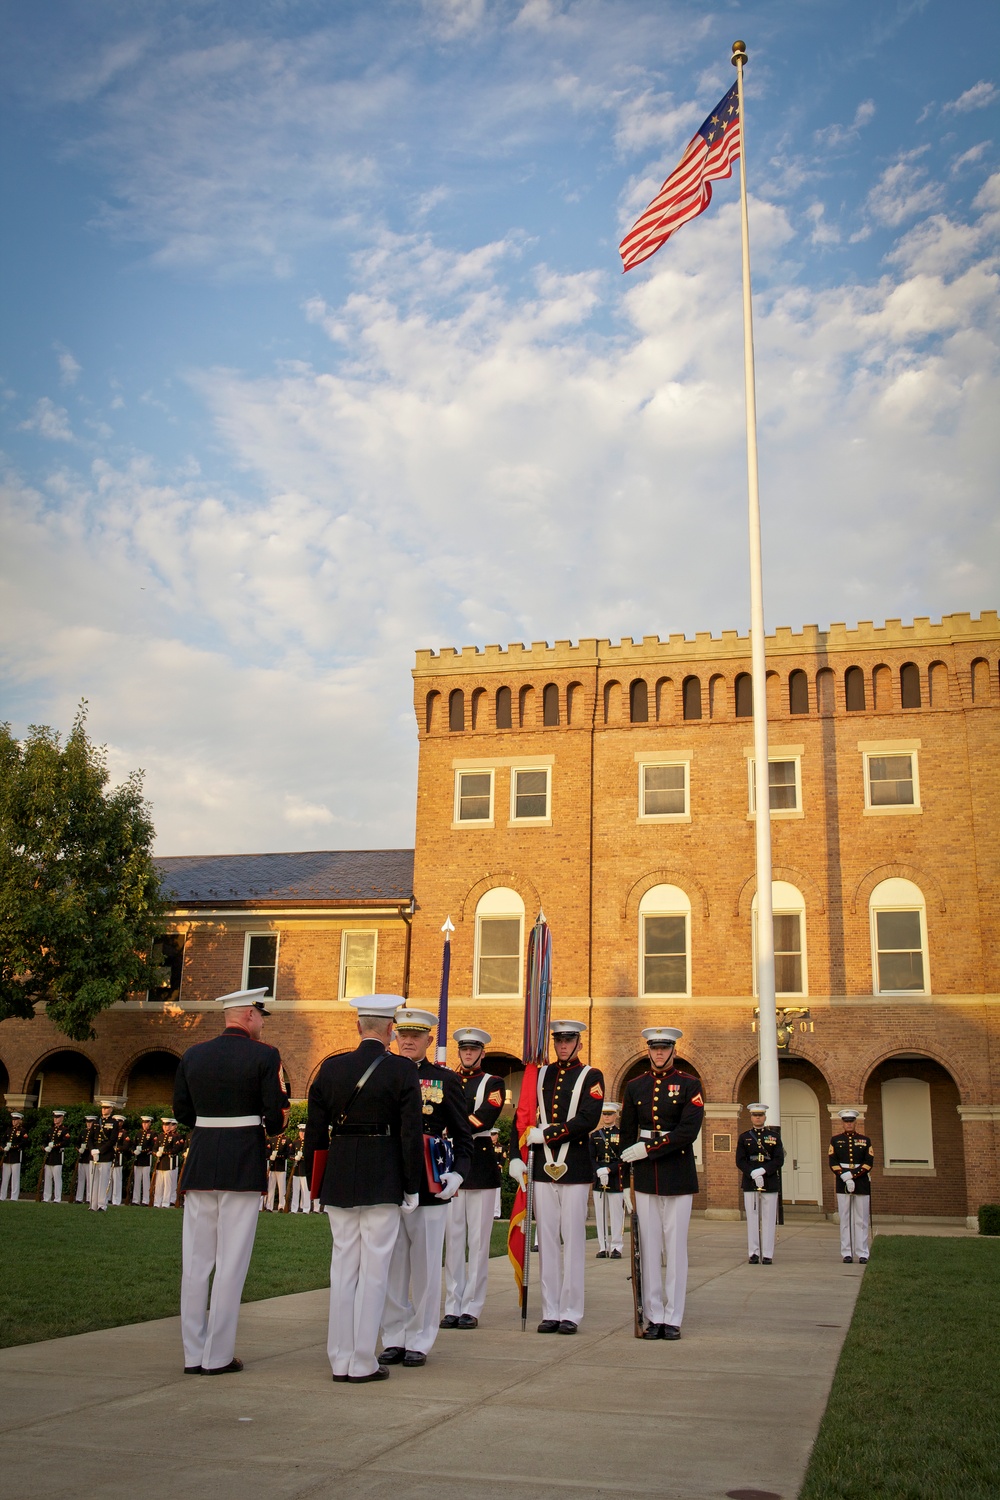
[731,39,747,66]
[441,916,455,934]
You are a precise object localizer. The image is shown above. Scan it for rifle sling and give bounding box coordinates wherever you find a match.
[336,1052,388,1129]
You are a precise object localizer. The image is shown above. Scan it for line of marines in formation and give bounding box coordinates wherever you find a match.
[163,985,874,1382]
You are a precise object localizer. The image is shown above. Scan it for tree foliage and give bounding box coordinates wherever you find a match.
[0,706,166,1040]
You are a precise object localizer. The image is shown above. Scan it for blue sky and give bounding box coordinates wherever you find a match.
[2,0,998,853]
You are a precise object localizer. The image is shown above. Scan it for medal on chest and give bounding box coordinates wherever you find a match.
[421,1078,444,1115]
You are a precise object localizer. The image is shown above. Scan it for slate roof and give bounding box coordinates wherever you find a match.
[156,849,414,905]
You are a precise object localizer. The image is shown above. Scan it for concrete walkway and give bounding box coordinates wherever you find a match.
[0,1219,889,1500]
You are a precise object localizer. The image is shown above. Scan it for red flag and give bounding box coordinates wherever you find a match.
[619,81,740,272]
[506,1062,539,1298]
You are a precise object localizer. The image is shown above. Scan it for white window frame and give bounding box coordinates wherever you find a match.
[881,1077,935,1170]
[638,760,690,822]
[746,749,803,819]
[859,741,922,815]
[752,883,807,997]
[453,767,494,826]
[638,885,692,998]
[474,887,525,999]
[869,879,929,996]
[242,930,279,999]
[339,929,378,1001]
[509,765,551,825]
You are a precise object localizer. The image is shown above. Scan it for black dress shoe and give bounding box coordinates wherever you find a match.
[537,1319,560,1333]
[595,1250,607,1259]
[641,1323,662,1340]
[662,1325,681,1341]
[610,1249,622,1259]
[402,1350,427,1367]
[378,1346,406,1364]
[439,1314,460,1329]
[331,1373,349,1382]
[843,1256,853,1264]
[531,1244,538,1252]
[348,1367,390,1383]
[457,1314,478,1329]
[184,1365,203,1375]
[557,1320,577,1335]
[762,1257,772,1265]
[204,1358,243,1375]
[748,1252,760,1264]
[859,1257,869,1265]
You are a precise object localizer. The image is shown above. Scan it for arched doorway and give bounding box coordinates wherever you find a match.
[0,1058,9,1100]
[863,1055,966,1217]
[32,1051,97,1107]
[123,1051,180,1109]
[779,1078,822,1205]
[484,1052,524,1118]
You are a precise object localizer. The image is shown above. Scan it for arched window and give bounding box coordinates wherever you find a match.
[873,664,892,711]
[708,674,724,718]
[881,1077,934,1168]
[816,667,835,715]
[496,686,512,730]
[655,677,674,721]
[869,878,928,994]
[765,671,780,717]
[542,683,560,726]
[682,676,702,721]
[425,691,440,734]
[928,661,949,707]
[844,666,866,712]
[752,881,806,996]
[475,887,525,998]
[518,684,535,728]
[470,687,486,729]
[629,679,648,723]
[900,662,921,709]
[449,689,465,732]
[789,670,809,715]
[603,680,622,724]
[566,682,583,725]
[638,884,691,997]
[735,673,753,718]
[971,658,990,704]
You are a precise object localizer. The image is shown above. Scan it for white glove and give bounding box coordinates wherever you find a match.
[751,1168,766,1189]
[438,1172,463,1201]
[846,1178,856,1194]
[91,1150,100,1161]
[841,1171,853,1186]
[526,1127,546,1146]
[401,1192,419,1215]
[622,1189,633,1213]
[508,1158,527,1188]
[621,1142,648,1163]
[596,1167,610,1187]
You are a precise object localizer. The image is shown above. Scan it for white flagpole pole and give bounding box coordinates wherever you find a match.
[732,40,780,1131]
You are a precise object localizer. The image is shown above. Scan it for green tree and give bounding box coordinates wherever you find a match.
[0,705,166,1040]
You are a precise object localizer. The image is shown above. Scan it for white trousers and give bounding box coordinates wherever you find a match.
[327,1204,401,1379]
[265,1170,286,1210]
[838,1194,871,1258]
[595,1191,625,1253]
[153,1168,177,1207]
[636,1192,692,1328]
[44,1164,64,1201]
[112,1166,123,1206]
[289,1175,311,1213]
[534,1181,590,1325]
[181,1190,261,1370]
[1,1164,21,1200]
[75,1161,92,1202]
[132,1165,151,1204]
[443,1189,495,1318]
[382,1204,449,1355]
[494,1188,502,1218]
[90,1162,113,1211]
[744,1191,779,1258]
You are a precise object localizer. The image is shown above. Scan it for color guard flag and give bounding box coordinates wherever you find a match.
[506,1061,539,1298]
[619,81,741,272]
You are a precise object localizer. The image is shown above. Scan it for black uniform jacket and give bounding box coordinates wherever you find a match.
[43,1124,72,1166]
[290,1139,308,1177]
[735,1127,785,1193]
[829,1131,874,1195]
[457,1068,505,1190]
[3,1123,29,1164]
[620,1065,704,1197]
[305,1039,424,1209]
[133,1128,158,1167]
[93,1118,122,1163]
[591,1125,626,1193]
[174,1026,289,1192]
[414,1059,475,1207]
[267,1136,291,1171]
[511,1058,606,1186]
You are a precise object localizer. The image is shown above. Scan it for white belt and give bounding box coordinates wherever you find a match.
[639,1129,661,1140]
[195,1115,262,1128]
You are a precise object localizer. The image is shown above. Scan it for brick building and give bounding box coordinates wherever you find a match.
[1,611,997,1226]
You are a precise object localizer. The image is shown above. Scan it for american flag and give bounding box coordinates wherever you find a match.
[619,82,741,272]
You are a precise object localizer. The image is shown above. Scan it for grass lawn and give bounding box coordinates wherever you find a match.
[800,1237,1000,1500]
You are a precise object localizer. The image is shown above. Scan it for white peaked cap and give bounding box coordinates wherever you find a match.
[140,1115,153,1120]
[52,1108,66,1115]
[11,1111,23,1118]
[349,994,404,1019]
[748,1102,767,1114]
[839,1109,859,1121]
[113,1114,126,1121]
[601,1101,620,1112]
[219,987,270,1011]
[394,1006,438,1030]
[549,1019,587,1034]
[642,1027,683,1044]
[162,1117,177,1124]
[453,1027,491,1046]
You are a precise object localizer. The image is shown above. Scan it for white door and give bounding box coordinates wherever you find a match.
[779,1077,822,1204]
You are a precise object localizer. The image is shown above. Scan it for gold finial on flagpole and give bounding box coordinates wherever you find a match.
[731,39,747,68]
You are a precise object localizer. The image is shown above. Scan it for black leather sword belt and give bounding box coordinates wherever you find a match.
[331,1124,391,1137]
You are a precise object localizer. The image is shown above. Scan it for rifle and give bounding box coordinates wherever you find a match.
[628,1178,643,1338]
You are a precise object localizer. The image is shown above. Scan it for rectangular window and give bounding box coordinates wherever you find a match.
[455,769,493,823]
[477,917,522,996]
[874,910,925,992]
[147,933,185,1003]
[748,758,800,813]
[866,753,915,807]
[773,914,803,995]
[642,915,688,996]
[340,930,377,999]
[881,1078,934,1168]
[640,763,688,818]
[244,933,278,997]
[511,767,550,821]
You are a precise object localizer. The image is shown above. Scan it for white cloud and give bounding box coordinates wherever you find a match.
[56,347,82,385]
[814,99,876,149]
[942,81,998,115]
[951,141,991,175]
[865,148,945,227]
[18,397,75,441]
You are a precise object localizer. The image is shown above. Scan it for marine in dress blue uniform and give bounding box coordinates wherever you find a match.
[1,1112,29,1201]
[441,1027,506,1330]
[131,1117,157,1205]
[829,1109,873,1263]
[591,1101,626,1258]
[89,1102,122,1212]
[735,1103,785,1262]
[288,1122,311,1213]
[42,1110,71,1202]
[173,986,290,1374]
[620,1026,704,1340]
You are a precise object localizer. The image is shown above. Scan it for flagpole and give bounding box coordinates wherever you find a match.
[732,39,780,1130]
